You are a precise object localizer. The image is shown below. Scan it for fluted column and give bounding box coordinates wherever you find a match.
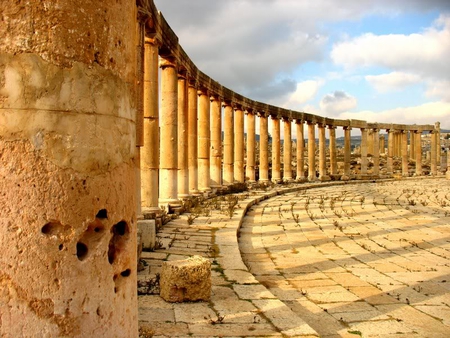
[329,126,337,176]
[372,129,380,176]
[318,123,328,181]
[177,71,189,199]
[283,117,293,181]
[142,38,160,211]
[430,130,437,176]
[246,109,256,182]
[198,89,211,192]
[401,130,408,177]
[415,130,422,176]
[342,126,351,180]
[387,129,394,175]
[234,105,245,183]
[210,95,222,188]
[296,120,306,181]
[223,101,234,185]
[159,58,179,206]
[188,79,199,194]
[307,121,316,181]
[259,112,269,181]
[271,114,282,182]
[360,128,368,175]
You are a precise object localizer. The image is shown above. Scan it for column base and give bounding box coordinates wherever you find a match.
[340,175,350,181]
[308,175,316,182]
[177,193,191,200]
[319,175,331,182]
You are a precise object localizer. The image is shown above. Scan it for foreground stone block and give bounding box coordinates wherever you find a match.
[138,219,156,250]
[160,255,211,302]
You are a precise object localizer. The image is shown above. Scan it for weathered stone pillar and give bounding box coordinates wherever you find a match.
[246,109,256,182]
[142,38,160,212]
[367,130,374,155]
[435,122,441,169]
[271,114,282,182]
[0,1,138,336]
[430,130,437,176]
[234,105,245,183]
[380,134,386,154]
[342,126,352,180]
[329,126,337,176]
[372,129,380,176]
[387,129,394,175]
[415,131,423,176]
[296,120,306,181]
[177,71,189,199]
[360,128,368,175]
[401,130,409,177]
[283,117,293,181]
[188,79,199,194]
[259,112,269,181]
[307,121,316,181]
[210,95,222,188]
[410,131,415,160]
[318,123,329,181]
[446,150,450,179]
[198,89,211,192]
[159,57,180,206]
[223,101,234,185]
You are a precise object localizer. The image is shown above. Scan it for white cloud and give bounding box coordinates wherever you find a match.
[425,80,450,102]
[282,79,324,109]
[320,91,357,115]
[365,72,421,92]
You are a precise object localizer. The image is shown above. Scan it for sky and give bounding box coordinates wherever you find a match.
[154,0,450,135]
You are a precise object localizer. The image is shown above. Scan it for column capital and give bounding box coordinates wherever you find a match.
[245,108,255,115]
[233,103,243,111]
[222,100,233,108]
[159,56,177,69]
[270,112,281,120]
[144,36,162,47]
[257,111,268,118]
[210,94,221,102]
[282,116,292,122]
[327,125,336,130]
[306,120,315,126]
[295,119,304,125]
[197,88,208,96]
[177,69,188,80]
[343,126,352,131]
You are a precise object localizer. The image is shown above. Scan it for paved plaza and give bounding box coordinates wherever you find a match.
[138,178,450,337]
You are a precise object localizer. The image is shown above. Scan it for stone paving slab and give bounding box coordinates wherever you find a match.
[139,178,450,337]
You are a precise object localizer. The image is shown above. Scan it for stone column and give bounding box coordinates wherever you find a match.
[342,126,351,180]
[430,130,437,176]
[367,130,374,155]
[177,71,189,199]
[283,117,293,181]
[415,131,423,176]
[410,131,415,160]
[223,101,234,185]
[234,105,245,183]
[387,129,394,175]
[198,89,211,192]
[296,120,306,181]
[210,95,222,188]
[259,112,269,181]
[188,79,199,195]
[271,114,282,182]
[360,128,368,176]
[142,38,160,212]
[446,150,450,179]
[435,122,441,169]
[318,123,328,181]
[0,2,138,336]
[380,134,386,154]
[372,129,380,176]
[307,121,316,181]
[246,109,256,182]
[329,126,337,176]
[159,57,180,206]
[401,130,408,177]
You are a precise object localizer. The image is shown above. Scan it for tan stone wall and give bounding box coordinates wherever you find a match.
[0,0,138,336]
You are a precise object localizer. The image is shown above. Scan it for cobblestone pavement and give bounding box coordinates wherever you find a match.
[138,178,450,337]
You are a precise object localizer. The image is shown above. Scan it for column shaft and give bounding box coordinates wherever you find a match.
[271,115,281,182]
[431,131,437,176]
[343,127,351,180]
[197,90,211,192]
[177,73,189,198]
[307,122,316,181]
[329,126,337,175]
[159,59,179,205]
[142,39,159,211]
[210,96,222,188]
[296,121,306,180]
[360,128,368,175]
[259,113,269,181]
[372,129,380,176]
[223,102,234,185]
[410,131,415,160]
[387,130,394,175]
[234,106,245,183]
[188,82,199,194]
[318,123,328,180]
[401,131,409,176]
[415,131,423,176]
[246,110,256,182]
[283,118,293,181]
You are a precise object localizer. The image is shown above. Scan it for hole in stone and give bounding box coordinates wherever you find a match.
[120,269,131,277]
[113,221,128,236]
[76,242,88,261]
[96,209,108,219]
[108,239,116,264]
[114,287,118,293]
[59,244,63,251]
[41,221,70,237]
